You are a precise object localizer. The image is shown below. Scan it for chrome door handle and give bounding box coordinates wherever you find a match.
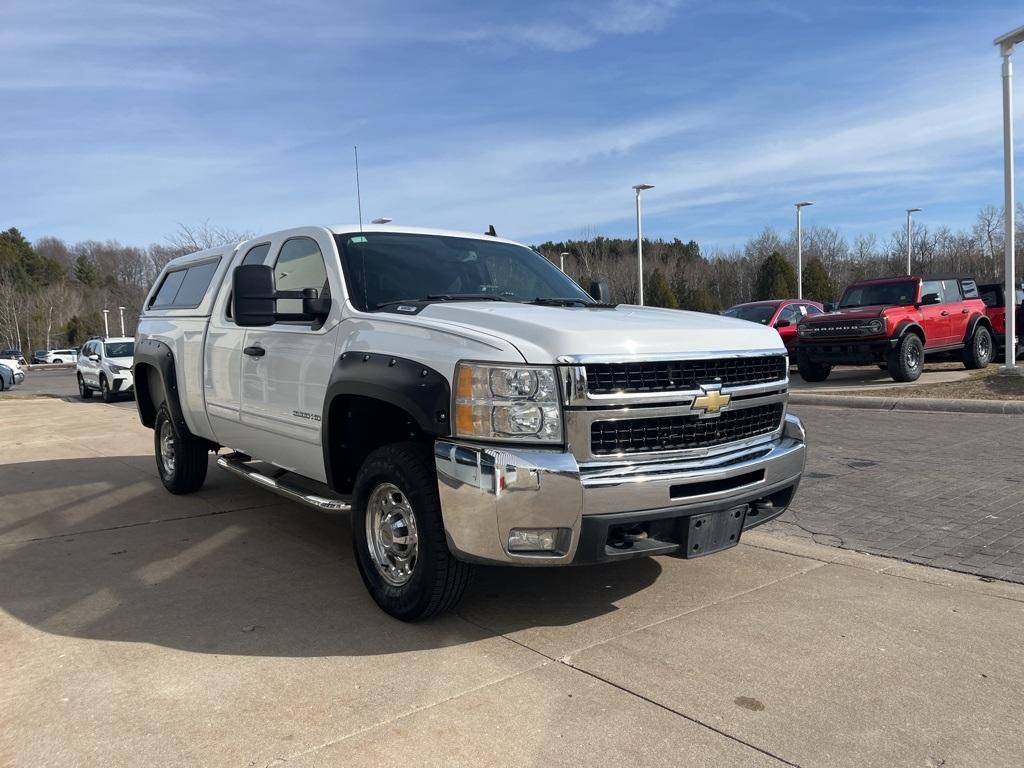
[961,309,969,314]
[243,346,266,357]
[940,311,950,316]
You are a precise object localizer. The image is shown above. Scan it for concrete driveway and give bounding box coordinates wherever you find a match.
[1,398,1022,767]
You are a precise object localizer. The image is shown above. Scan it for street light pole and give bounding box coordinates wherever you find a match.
[632,184,654,305]
[905,208,921,275]
[102,309,109,337]
[795,202,814,299]
[559,251,569,273]
[118,306,126,336]
[995,25,1024,374]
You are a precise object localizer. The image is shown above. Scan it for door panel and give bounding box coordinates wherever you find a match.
[919,280,951,347]
[237,233,341,482]
[942,280,970,344]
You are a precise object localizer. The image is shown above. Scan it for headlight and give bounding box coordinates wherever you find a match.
[454,363,562,443]
[109,364,129,373]
[861,318,886,335]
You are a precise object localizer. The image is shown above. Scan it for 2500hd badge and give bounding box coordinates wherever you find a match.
[132,224,806,620]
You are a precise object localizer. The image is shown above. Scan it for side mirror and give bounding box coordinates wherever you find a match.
[588,280,611,304]
[920,293,940,306]
[824,302,838,312]
[89,354,100,362]
[233,264,277,327]
[775,319,792,329]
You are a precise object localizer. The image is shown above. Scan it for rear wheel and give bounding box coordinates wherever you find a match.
[962,325,993,370]
[78,374,93,399]
[796,350,831,382]
[352,442,472,621]
[887,333,924,382]
[52,358,63,364]
[154,405,209,494]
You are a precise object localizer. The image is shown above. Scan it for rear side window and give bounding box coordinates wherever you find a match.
[960,279,979,300]
[150,257,222,308]
[940,280,962,304]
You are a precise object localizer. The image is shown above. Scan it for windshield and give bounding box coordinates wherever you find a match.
[335,232,592,311]
[723,305,777,324]
[104,341,134,358]
[839,281,917,309]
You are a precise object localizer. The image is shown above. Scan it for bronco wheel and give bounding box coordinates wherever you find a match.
[352,442,472,621]
[78,374,93,399]
[962,325,993,370]
[154,404,209,494]
[796,350,831,382]
[887,333,924,382]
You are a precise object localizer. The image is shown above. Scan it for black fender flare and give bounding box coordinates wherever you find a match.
[891,321,925,345]
[133,338,196,438]
[963,313,994,344]
[321,352,451,485]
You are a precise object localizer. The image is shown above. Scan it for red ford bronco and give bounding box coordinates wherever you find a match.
[795,275,994,382]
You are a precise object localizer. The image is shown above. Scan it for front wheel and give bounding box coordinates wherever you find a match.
[352,442,472,621]
[78,374,93,399]
[796,350,832,382]
[887,333,924,382]
[100,376,115,403]
[962,326,993,370]
[154,405,209,494]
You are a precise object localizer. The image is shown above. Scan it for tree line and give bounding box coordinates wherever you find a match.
[535,204,1024,310]
[0,223,249,353]
[1,206,1022,353]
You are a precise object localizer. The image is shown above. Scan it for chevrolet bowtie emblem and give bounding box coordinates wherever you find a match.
[693,385,731,417]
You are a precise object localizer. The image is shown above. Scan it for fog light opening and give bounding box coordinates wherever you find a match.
[508,528,568,554]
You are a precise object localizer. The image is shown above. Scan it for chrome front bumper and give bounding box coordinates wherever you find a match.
[435,413,806,565]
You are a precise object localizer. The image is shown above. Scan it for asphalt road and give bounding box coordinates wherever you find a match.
[1,397,1022,768]
[8,367,135,408]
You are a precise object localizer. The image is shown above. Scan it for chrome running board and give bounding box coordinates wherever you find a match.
[217,453,352,512]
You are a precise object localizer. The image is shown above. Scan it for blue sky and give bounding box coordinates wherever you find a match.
[3,1,1023,250]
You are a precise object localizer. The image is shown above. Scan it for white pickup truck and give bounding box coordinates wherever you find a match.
[134,225,806,619]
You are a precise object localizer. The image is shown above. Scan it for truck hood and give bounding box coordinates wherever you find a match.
[418,302,785,363]
[804,305,889,322]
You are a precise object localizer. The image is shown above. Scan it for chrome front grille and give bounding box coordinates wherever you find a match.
[590,403,785,456]
[583,356,787,395]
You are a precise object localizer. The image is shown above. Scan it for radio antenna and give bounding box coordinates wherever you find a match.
[354,145,363,232]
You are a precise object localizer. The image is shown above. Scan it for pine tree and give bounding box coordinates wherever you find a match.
[646,269,678,309]
[801,257,836,303]
[74,255,100,287]
[755,251,798,300]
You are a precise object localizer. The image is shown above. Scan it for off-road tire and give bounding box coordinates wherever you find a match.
[962,325,993,370]
[100,375,115,404]
[887,333,924,382]
[796,350,831,382]
[154,404,209,494]
[78,374,93,399]
[352,442,472,621]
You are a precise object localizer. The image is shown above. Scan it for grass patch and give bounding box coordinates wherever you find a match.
[844,368,1024,401]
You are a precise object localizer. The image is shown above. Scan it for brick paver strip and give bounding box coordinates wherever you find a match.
[764,404,1024,583]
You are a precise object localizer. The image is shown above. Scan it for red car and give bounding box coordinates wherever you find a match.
[795,274,994,382]
[978,282,1023,358]
[723,299,825,354]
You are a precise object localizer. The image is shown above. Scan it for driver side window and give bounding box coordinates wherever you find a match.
[776,305,800,325]
[921,281,942,302]
[273,237,329,316]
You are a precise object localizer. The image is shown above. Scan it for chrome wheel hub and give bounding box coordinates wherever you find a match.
[905,345,921,370]
[366,483,418,587]
[979,332,992,359]
[159,421,176,475]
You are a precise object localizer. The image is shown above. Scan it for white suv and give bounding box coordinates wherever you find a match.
[44,348,79,364]
[77,337,135,402]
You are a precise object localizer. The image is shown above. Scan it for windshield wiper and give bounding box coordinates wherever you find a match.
[376,293,512,309]
[530,297,617,308]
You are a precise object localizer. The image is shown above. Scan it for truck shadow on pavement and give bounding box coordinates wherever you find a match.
[0,456,661,656]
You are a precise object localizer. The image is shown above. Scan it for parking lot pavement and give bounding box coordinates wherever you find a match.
[773,404,1024,583]
[2,398,1024,767]
[2,367,136,408]
[789,363,972,392]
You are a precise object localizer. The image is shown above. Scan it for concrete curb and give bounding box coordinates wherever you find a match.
[790,392,1024,415]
